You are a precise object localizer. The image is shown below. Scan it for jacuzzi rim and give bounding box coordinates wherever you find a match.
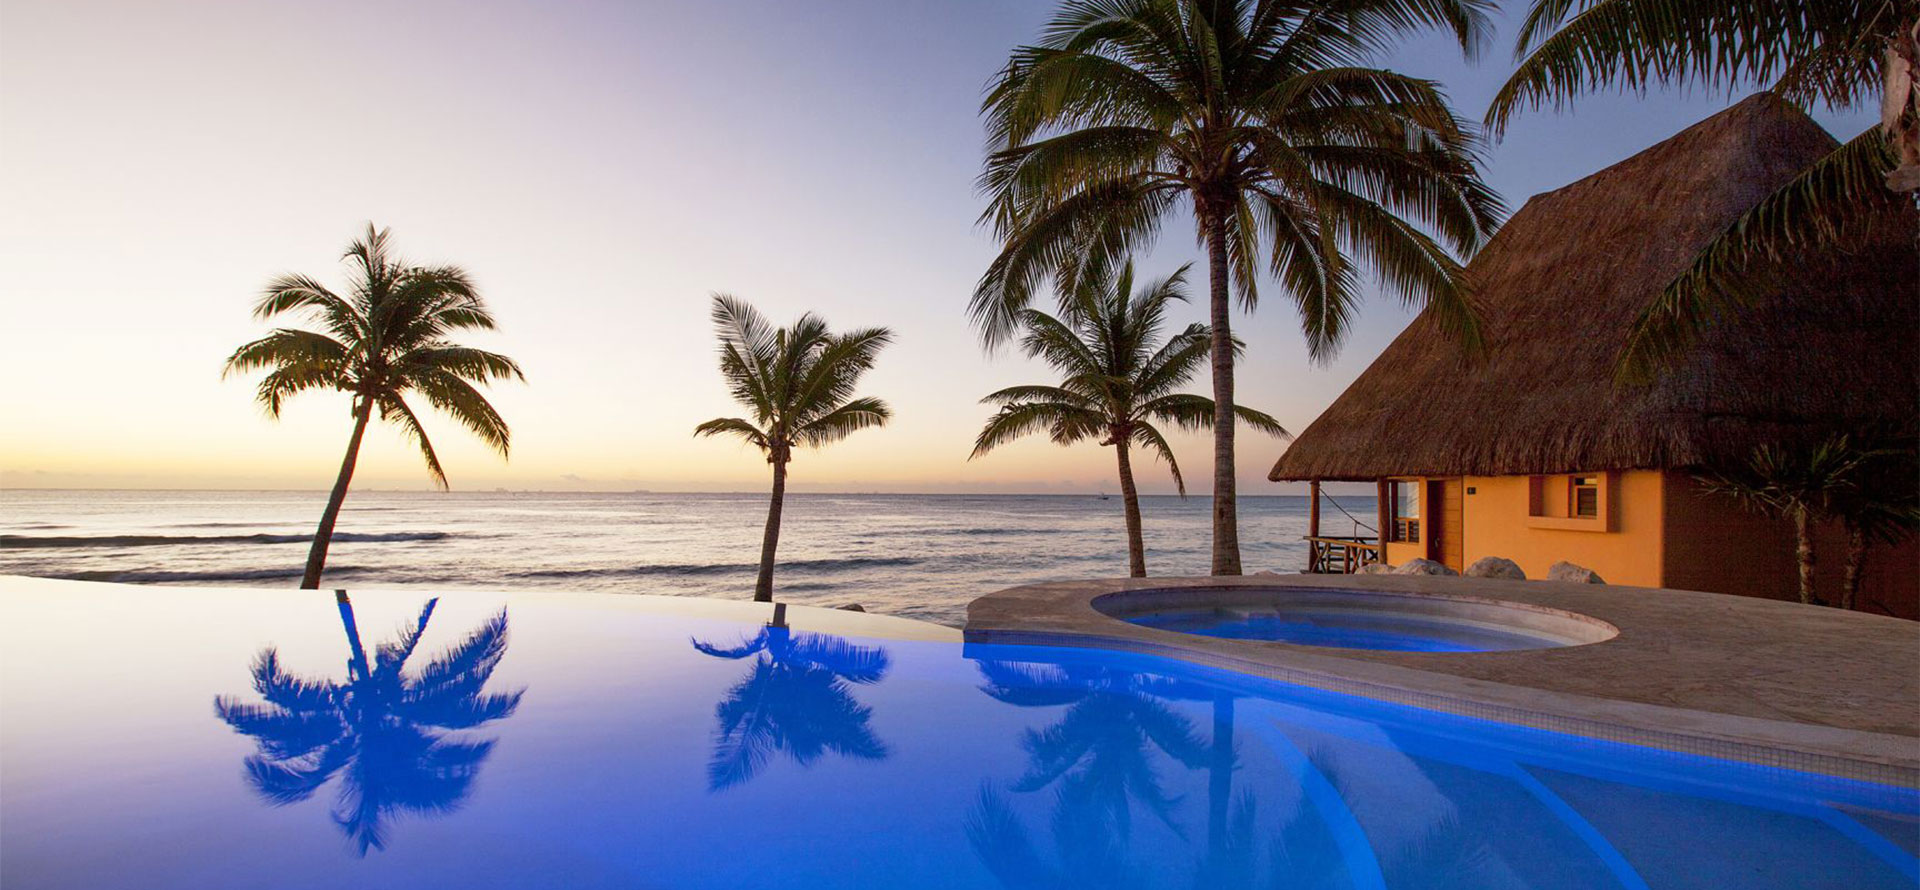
[1089,584,1623,651]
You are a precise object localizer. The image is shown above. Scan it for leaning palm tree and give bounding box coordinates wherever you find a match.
[976,0,1504,575]
[1485,1,1919,378]
[694,296,892,602]
[971,259,1286,577]
[224,225,524,589]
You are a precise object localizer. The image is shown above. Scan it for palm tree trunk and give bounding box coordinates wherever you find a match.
[301,398,374,590]
[755,454,788,603]
[1201,204,1240,575]
[1792,506,1816,605]
[1842,522,1866,611]
[1114,439,1146,577]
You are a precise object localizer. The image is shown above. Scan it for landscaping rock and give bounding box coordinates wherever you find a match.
[1464,556,1527,580]
[1547,561,1606,584]
[1358,563,1395,575]
[1391,558,1458,576]
[836,603,868,612]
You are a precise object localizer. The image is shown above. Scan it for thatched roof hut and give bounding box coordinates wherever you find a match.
[1269,92,1918,483]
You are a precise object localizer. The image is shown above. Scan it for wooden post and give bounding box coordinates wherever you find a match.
[1306,480,1321,572]
[1375,479,1390,558]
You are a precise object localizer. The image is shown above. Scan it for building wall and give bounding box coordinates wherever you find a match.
[1661,471,1919,619]
[1459,470,1666,587]
[1368,470,1917,619]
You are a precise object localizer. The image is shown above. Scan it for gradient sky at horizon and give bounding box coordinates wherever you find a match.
[0,0,1872,495]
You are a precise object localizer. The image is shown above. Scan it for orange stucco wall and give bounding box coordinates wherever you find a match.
[1458,471,1666,586]
[1365,470,1916,619]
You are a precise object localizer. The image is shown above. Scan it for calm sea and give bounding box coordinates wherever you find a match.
[0,489,1381,626]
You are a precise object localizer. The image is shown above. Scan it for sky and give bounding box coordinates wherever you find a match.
[0,0,1872,495]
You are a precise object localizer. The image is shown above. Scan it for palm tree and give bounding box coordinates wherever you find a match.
[224,224,524,589]
[213,595,523,854]
[975,0,1503,575]
[1484,1,1919,378]
[690,625,891,790]
[1826,436,1919,611]
[1698,437,1870,606]
[694,295,892,602]
[971,259,1286,577]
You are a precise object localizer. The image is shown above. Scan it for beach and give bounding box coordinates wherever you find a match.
[0,490,1364,626]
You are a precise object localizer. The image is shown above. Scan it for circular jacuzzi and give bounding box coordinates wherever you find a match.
[1093,586,1618,653]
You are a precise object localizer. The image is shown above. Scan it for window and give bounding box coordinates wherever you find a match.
[1525,472,1614,532]
[1571,476,1600,518]
[1388,480,1420,543]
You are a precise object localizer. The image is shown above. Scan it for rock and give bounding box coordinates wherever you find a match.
[1546,561,1606,584]
[1464,556,1527,580]
[1390,558,1458,577]
[836,603,867,612]
[1358,563,1395,575]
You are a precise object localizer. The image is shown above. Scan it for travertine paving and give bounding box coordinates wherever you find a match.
[966,574,1920,786]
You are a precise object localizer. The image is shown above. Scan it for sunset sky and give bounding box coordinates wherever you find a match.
[0,0,1871,495]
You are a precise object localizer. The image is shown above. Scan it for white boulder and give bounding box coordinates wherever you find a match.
[1464,556,1527,580]
[1391,558,1458,577]
[1547,561,1606,584]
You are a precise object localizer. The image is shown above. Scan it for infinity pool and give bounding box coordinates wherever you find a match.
[1,578,1912,889]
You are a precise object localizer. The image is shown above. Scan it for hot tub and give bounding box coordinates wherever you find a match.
[1093,586,1618,652]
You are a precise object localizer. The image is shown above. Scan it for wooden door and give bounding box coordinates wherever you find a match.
[1427,478,1465,571]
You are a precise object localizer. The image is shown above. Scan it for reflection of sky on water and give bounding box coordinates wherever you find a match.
[0,581,1911,889]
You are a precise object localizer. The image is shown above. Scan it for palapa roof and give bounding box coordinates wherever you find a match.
[1270,92,1918,482]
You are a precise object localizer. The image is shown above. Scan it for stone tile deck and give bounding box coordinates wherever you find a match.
[965,574,1920,787]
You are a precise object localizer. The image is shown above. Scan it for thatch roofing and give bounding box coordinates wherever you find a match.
[1270,93,1918,482]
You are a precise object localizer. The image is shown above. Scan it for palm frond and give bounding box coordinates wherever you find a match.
[693,418,771,453]
[794,396,893,448]
[1616,125,1898,381]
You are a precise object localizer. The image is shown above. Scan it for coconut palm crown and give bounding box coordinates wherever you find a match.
[975,0,1504,574]
[972,259,1286,577]
[1484,0,1919,378]
[694,295,893,602]
[223,224,523,589]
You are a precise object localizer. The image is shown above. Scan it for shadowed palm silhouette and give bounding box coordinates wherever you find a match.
[691,623,890,791]
[214,594,524,855]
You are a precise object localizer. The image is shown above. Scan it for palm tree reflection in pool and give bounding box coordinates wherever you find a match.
[213,593,524,855]
[691,622,891,791]
[969,659,1303,888]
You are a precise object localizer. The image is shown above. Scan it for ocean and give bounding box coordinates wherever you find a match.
[0,489,1380,626]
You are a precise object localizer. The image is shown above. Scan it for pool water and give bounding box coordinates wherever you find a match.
[1126,606,1574,652]
[2,580,1913,889]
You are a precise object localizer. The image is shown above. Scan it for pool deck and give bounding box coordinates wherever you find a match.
[965,574,1920,787]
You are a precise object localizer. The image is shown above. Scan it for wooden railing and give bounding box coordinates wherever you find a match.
[1304,535,1382,574]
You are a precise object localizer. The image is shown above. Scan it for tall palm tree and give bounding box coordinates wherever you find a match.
[971,259,1286,577]
[976,0,1503,575]
[224,225,524,589]
[1485,1,1919,378]
[213,595,523,855]
[694,295,892,602]
[690,625,891,790]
